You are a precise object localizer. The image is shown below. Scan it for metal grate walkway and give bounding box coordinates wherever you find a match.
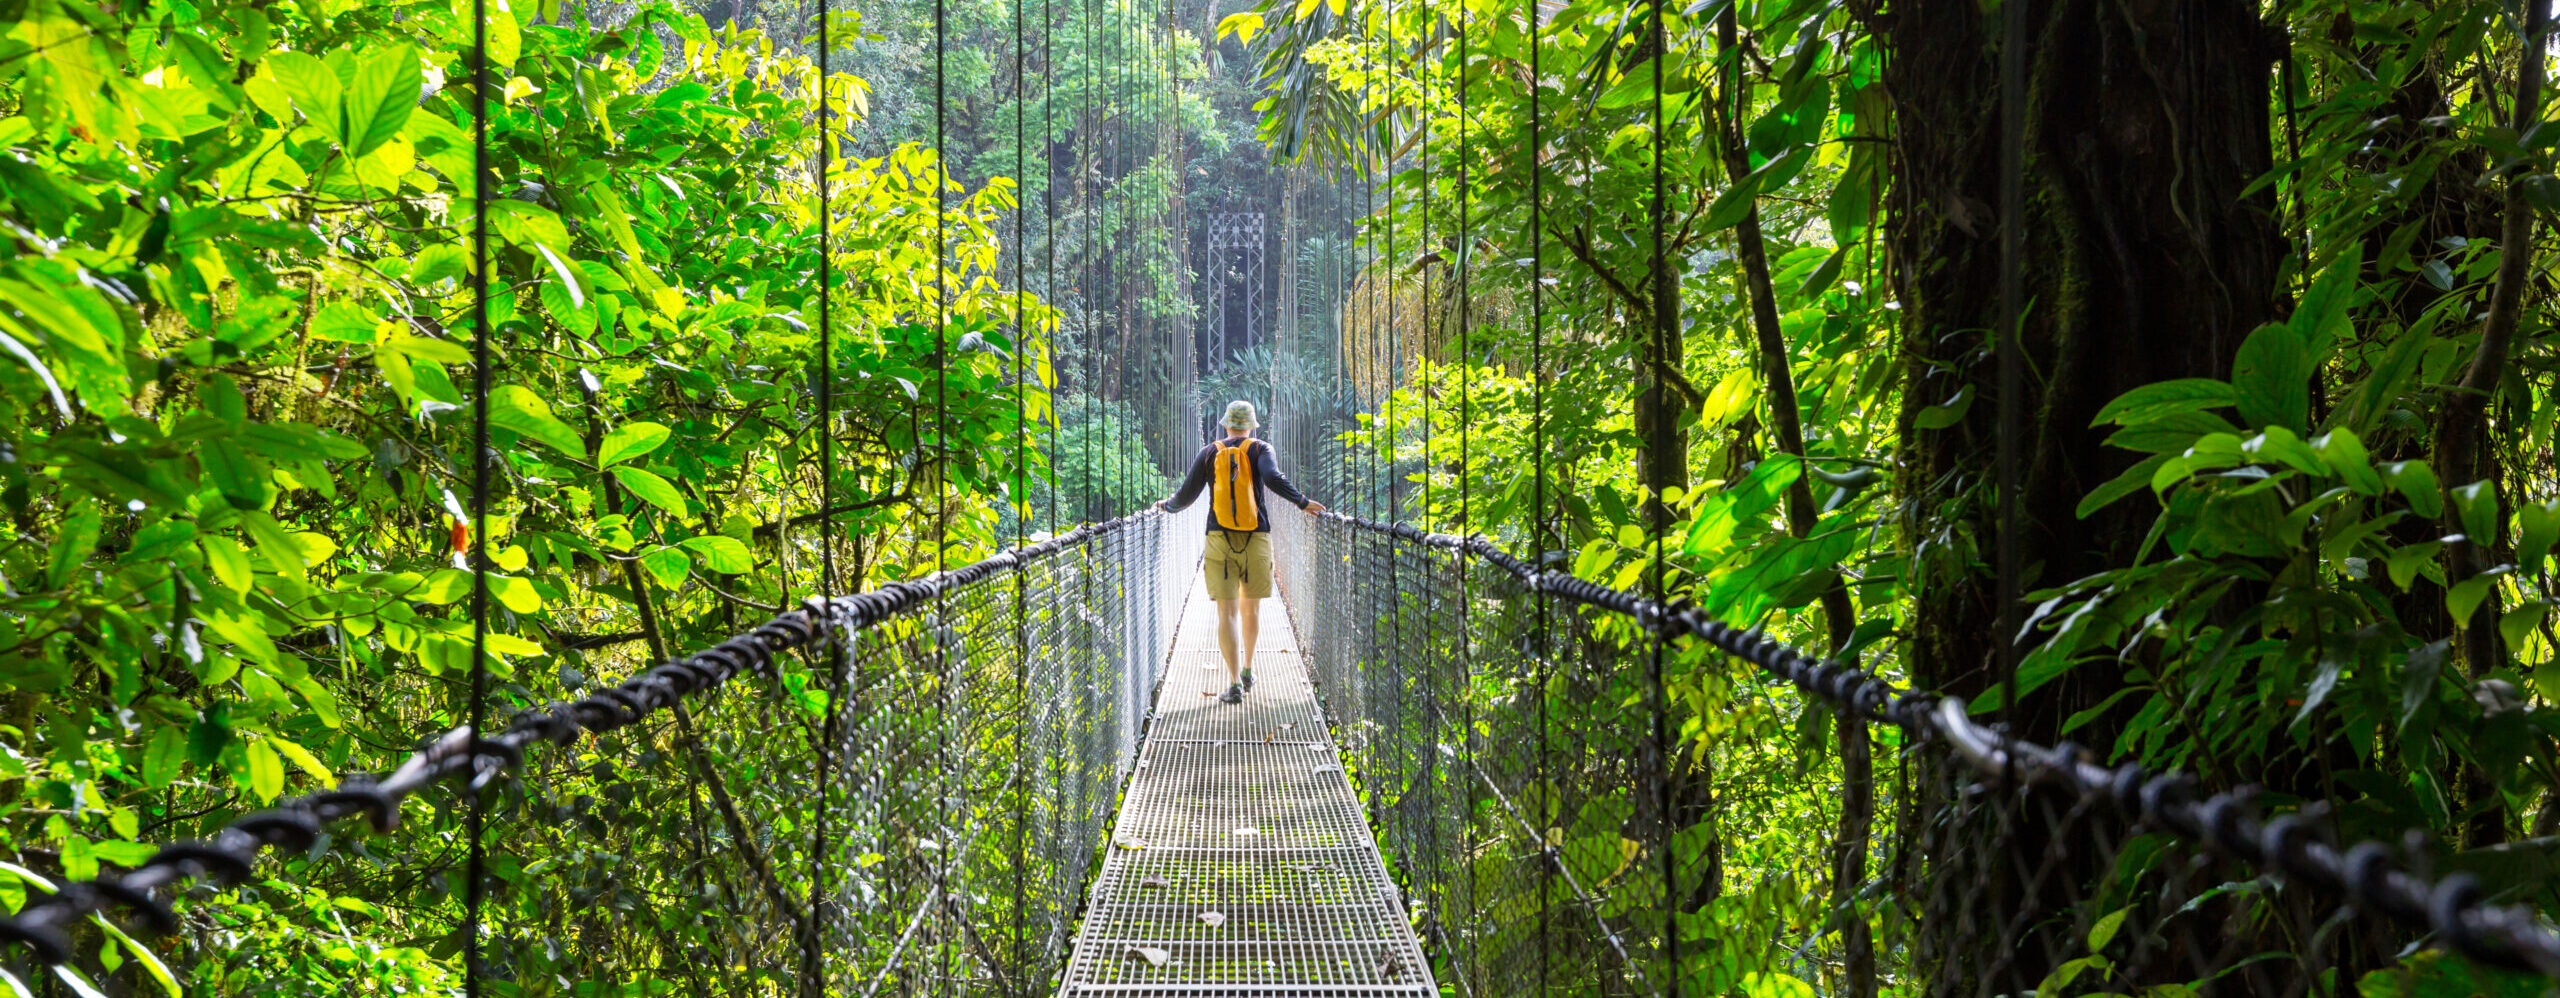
[1057,580,1436,997]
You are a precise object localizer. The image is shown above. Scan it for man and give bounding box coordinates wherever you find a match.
[1155,401,1325,704]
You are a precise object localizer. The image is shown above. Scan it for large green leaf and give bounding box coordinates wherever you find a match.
[680,535,753,574]
[613,466,689,516]
[489,384,588,457]
[2231,322,2312,431]
[264,52,342,131]
[2091,378,2236,427]
[598,421,671,467]
[341,45,423,156]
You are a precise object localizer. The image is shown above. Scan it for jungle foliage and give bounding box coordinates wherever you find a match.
[1222,0,2560,992]
[0,0,1074,989]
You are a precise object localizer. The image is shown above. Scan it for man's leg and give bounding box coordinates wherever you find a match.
[1214,597,1242,684]
[1236,597,1260,688]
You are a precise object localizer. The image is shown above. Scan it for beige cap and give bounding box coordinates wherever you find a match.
[1222,400,1259,430]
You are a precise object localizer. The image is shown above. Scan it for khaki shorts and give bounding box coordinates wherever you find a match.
[1203,530,1273,600]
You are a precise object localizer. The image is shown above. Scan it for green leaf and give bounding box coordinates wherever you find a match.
[2289,243,2362,348]
[48,967,106,998]
[490,574,542,613]
[2451,480,2497,542]
[2381,461,2443,519]
[2334,301,2443,435]
[598,422,671,467]
[2103,409,2243,454]
[2085,908,2129,951]
[2232,322,2313,431]
[2520,500,2560,569]
[263,52,341,129]
[2449,576,2497,628]
[2091,379,2236,427]
[419,569,473,605]
[142,725,186,788]
[681,536,753,574]
[87,916,178,998]
[1796,247,1849,297]
[199,535,253,593]
[638,546,691,589]
[341,46,422,156]
[267,735,333,782]
[310,301,380,343]
[240,510,309,582]
[2388,541,2444,590]
[2400,640,2448,733]
[45,501,101,589]
[2501,602,2550,653]
[2311,429,2382,496]
[2077,454,2172,519]
[612,466,689,516]
[243,737,285,803]
[1913,384,1973,430]
[200,439,272,510]
[489,384,588,457]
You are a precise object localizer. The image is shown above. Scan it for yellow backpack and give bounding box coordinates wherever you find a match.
[1211,438,1261,532]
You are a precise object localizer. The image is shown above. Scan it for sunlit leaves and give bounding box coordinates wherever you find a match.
[598,422,671,467]
[488,385,587,457]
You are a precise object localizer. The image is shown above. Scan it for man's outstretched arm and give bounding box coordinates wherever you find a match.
[1253,444,1323,514]
[1155,450,1212,512]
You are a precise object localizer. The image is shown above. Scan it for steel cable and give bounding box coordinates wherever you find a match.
[0,510,1188,972]
[1285,508,2560,980]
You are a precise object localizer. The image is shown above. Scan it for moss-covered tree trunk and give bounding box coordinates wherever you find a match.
[1879,0,2287,990]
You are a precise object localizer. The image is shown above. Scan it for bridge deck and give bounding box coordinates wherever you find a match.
[1058,582,1435,997]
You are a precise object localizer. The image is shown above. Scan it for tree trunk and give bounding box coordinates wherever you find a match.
[1879,0,2287,990]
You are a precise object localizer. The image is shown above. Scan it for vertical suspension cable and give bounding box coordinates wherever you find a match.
[1452,3,1477,982]
[1524,0,1552,991]
[1643,0,1677,989]
[1995,0,2023,747]
[806,0,841,986]
[1010,0,1032,975]
[1045,0,1059,536]
[929,0,955,981]
[463,0,492,986]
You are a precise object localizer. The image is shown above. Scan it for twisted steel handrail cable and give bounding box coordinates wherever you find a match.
[1303,509,2560,978]
[0,510,1164,967]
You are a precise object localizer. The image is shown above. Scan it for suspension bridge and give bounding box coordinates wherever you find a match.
[3,0,2557,986]
[6,498,2559,995]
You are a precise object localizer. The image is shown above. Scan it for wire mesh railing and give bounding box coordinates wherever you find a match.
[2,506,1203,996]
[1272,506,2560,997]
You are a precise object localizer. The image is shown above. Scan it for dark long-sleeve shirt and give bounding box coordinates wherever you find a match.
[1163,435,1309,533]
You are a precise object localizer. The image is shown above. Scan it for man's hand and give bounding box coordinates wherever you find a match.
[1303,501,1326,515]
[1152,499,1169,513]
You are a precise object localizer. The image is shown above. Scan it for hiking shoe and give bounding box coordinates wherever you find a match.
[1242,669,1255,691]
[1220,684,1243,704]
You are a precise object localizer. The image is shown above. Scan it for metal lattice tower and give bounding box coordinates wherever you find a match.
[1202,212,1267,374]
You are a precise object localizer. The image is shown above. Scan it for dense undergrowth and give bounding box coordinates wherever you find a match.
[0,0,1062,989]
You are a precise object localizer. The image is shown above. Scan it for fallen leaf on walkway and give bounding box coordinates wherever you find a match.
[1127,946,1170,967]
[1379,956,1404,978]
[1139,875,1170,889]
[1115,838,1147,851]
[1198,911,1226,927]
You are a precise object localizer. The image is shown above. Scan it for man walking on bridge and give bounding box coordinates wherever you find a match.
[1155,401,1325,704]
